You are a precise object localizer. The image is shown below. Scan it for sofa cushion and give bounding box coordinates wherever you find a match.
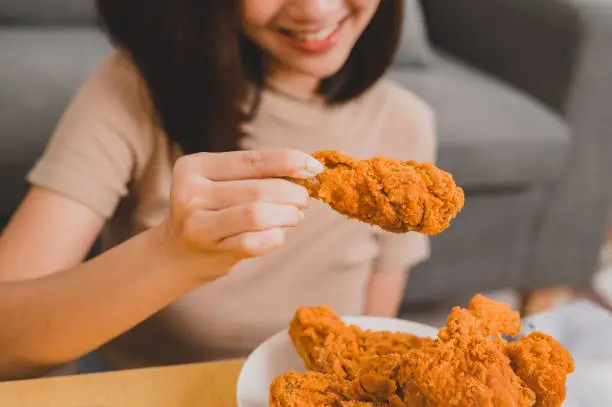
[0,28,111,217]
[387,52,571,189]
[0,0,96,25]
[394,0,433,67]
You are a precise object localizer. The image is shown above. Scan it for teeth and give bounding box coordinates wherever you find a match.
[294,25,337,42]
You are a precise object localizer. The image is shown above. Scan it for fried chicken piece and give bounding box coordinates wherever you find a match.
[288,305,349,367]
[277,295,574,407]
[269,371,343,407]
[506,332,575,407]
[341,355,407,407]
[339,314,535,407]
[289,305,362,379]
[440,294,522,341]
[360,330,428,358]
[270,371,390,407]
[341,338,535,407]
[289,306,428,381]
[388,294,535,406]
[294,150,464,235]
[396,334,536,407]
[276,341,536,407]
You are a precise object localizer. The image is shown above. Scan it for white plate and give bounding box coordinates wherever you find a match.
[236,316,438,407]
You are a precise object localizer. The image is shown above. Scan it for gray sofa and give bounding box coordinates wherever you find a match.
[1,0,611,306]
[400,0,612,304]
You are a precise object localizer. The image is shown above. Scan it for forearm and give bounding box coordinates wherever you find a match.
[0,227,206,380]
[364,269,410,317]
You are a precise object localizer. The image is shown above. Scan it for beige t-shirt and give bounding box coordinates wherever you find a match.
[27,51,436,369]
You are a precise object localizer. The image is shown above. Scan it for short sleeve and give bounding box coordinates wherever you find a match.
[27,51,152,219]
[374,231,431,271]
[372,82,437,273]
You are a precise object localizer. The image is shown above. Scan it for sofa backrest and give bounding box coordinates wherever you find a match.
[0,0,96,25]
[395,0,434,67]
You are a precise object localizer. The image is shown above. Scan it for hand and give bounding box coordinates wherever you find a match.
[156,148,324,282]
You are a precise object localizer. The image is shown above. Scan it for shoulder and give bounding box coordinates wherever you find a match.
[87,49,154,120]
[357,79,437,162]
[369,79,434,123]
[69,49,158,159]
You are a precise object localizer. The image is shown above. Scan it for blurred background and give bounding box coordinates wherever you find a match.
[1,0,612,326]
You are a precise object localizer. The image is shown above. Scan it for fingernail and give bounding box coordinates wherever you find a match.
[307,156,325,175]
[293,156,324,178]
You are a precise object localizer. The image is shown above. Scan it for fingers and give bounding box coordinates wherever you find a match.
[217,228,287,258]
[169,149,320,259]
[175,148,325,181]
[184,203,303,243]
[205,179,310,210]
[171,177,310,214]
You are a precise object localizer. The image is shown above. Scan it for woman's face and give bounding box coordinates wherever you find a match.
[242,0,381,92]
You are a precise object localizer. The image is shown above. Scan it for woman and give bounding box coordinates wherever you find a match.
[0,0,435,378]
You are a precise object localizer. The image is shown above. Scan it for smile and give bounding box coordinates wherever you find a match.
[279,16,349,43]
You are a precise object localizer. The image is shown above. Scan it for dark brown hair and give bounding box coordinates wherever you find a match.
[95,0,404,154]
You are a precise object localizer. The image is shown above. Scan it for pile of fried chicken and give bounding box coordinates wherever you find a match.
[270,295,575,407]
[293,150,465,235]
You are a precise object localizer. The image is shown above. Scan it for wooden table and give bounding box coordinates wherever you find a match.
[0,359,244,407]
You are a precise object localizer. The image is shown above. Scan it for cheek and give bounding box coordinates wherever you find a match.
[358,0,381,20]
[351,0,380,24]
[355,0,381,8]
[241,0,278,30]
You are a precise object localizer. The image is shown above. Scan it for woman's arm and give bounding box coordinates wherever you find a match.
[364,268,410,317]
[0,187,201,380]
[0,149,318,380]
[0,188,104,281]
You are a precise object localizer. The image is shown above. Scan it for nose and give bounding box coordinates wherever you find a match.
[285,0,345,23]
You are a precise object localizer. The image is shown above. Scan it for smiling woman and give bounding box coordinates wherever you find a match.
[96,0,404,154]
[242,0,381,87]
[0,0,437,379]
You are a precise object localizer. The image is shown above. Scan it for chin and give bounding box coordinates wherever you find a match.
[294,55,354,81]
[306,67,345,80]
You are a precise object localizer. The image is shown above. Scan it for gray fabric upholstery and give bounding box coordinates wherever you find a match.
[394,0,433,67]
[522,0,612,290]
[387,53,571,189]
[0,28,111,214]
[0,0,96,25]
[421,0,583,113]
[406,190,544,301]
[408,0,612,300]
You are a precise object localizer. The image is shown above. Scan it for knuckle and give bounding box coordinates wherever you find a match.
[263,229,285,252]
[244,202,267,229]
[173,188,199,213]
[270,228,286,247]
[173,154,194,174]
[282,182,310,207]
[248,183,267,201]
[172,174,213,212]
[172,189,192,213]
[199,181,219,208]
[238,236,260,258]
[239,151,263,175]
[174,153,213,178]
[238,230,285,258]
[277,148,297,172]
[172,167,194,194]
[182,215,202,244]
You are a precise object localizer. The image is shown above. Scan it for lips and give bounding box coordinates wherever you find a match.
[279,17,348,43]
